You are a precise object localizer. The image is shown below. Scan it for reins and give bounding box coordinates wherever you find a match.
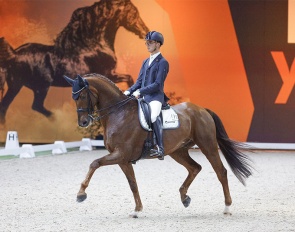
[78,87,135,121]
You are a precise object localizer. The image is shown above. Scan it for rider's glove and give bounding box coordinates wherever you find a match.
[123,90,130,96]
[132,90,140,98]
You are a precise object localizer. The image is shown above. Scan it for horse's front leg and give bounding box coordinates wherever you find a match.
[119,163,143,218]
[77,150,123,202]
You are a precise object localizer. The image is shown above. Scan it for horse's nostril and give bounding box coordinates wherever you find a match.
[79,119,89,127]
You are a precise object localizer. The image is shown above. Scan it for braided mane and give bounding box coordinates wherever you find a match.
[83,73,123,94]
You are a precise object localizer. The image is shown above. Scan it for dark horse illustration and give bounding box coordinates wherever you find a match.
[0,38,14,103]
[64,73,254,218]
[0,0,149,124]
[0,68,6,102]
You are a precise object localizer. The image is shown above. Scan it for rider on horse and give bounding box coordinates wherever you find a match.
[124,31,169,160]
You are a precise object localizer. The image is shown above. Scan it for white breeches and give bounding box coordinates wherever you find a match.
[149,100,162,123]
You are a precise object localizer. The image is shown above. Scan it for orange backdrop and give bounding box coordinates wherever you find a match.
[0,0,253,143]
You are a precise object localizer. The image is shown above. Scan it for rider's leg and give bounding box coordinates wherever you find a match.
[149,101,164,159]
[151,116,164,159]
[150,101,162,123]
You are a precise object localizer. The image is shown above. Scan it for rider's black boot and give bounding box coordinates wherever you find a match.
[150,116,164,160]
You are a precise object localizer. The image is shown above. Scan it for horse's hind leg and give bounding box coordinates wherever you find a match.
[119,163,143,218]
[200,145,232,214]
[170,148,202,208]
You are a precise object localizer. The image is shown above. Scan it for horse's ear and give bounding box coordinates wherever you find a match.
[63,75,74,86]
[77,74,85,87]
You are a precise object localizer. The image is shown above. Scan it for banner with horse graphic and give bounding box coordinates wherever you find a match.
[0,0,294,143]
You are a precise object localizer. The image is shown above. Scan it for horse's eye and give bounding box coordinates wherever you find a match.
[79,94,86,100]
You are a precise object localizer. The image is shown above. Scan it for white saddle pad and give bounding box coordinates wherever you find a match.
[139,107,180,131]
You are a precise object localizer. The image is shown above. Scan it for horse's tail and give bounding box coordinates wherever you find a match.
[0,37,16,67]
[205,108,254,186]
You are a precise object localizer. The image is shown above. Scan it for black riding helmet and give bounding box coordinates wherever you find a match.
[145,31,164,45]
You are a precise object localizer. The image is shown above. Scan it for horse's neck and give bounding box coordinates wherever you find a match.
[99,95,136,132]
[54,5,120,53]
[98,92,124,110]
[101,27,118,50]
[91,78,124,109]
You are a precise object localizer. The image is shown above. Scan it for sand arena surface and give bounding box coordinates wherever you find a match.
[0,149,294,232]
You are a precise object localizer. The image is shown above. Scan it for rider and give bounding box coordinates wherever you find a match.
[124,31,169,160]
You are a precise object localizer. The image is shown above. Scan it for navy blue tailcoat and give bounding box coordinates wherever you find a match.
[128,54,169,104]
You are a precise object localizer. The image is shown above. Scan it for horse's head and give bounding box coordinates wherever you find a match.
[64,74,98,127]
[92,0,149,39]
[117,0,149,38]
[55,0,149,55]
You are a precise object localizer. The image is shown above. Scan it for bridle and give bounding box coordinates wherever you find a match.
[76,86,135,121]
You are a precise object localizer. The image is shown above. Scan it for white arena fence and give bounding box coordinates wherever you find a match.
[0,138,104,158]
[1,141,295,159]
[1,131,295,159]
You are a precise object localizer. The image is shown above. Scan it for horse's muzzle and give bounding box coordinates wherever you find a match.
[78,115,92,127]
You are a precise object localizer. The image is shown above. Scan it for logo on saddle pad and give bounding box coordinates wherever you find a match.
[138,99,179,131]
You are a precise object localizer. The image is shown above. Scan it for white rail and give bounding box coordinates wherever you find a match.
[0,138,105,158]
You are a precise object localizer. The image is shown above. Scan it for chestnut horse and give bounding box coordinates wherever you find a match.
[64,73,254,218]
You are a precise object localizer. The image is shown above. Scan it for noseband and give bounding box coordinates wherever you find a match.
[76,87,134,121]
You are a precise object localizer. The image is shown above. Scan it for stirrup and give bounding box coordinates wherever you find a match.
[150,145,164,160]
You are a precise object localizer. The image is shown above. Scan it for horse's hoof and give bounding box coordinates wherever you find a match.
[182,196,191,208]
[223,205,232,215]
[129,210,140,218]
[77,194,87,202]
